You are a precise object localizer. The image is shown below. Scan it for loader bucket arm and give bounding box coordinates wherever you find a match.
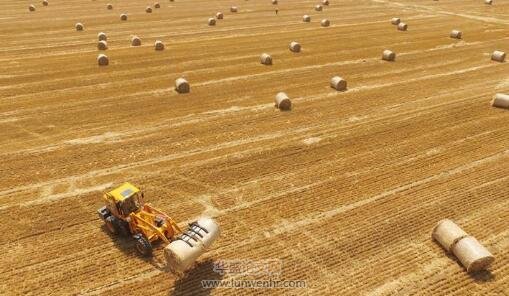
[143,204,183,234]
[131,213,170,244]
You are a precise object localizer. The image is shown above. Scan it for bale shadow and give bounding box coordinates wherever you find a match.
[170,260,224,296]
[470,270,495,283]
[440,248,495,282]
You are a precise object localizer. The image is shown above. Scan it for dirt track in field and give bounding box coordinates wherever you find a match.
[1,0,508,294]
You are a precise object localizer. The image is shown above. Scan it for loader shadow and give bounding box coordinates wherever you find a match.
[101,224,135,254]
[101,225,169,271]
[170,260,224,296]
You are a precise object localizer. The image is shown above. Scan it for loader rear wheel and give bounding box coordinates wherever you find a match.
[105,216,118,235]
[134,235,153,257]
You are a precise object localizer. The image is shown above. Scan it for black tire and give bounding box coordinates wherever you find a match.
[134,235,153,257]
[105,216,118,235]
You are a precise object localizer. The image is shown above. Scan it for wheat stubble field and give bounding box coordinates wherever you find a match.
[1,0,508,294]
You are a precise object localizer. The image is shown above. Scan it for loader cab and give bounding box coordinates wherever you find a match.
[104,182,145,218]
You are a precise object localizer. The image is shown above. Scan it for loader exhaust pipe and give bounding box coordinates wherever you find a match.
[164,217,220,274]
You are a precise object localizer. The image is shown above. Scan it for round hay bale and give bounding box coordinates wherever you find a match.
[491,50,506,62]
[322,0,329,5]
[432,219,494,273]
[154,2,160,8]
[75,23,84,31]
[272,0,278,4]
[216,12,224,19]
[275,92,291,111]
[42,0,48,6]
[330,76,347,91]
[146,6,152,13]
[230,6,238,12]
[485,0,492,4]
[208,18,216,26]
[491,93,509,109]
[450,30,462,39]
[155,40,164,50]
[432,219,468,252]
[175,78,190,93]
[98,32,107,41]
[97,54,109,66]
[29,4,36,11]
[320,19,330,27]
[315,4,323,11]
[260,53,272,65]
[97,40,108,50]
[120,13,128,21]
[382,49,395,61]
[391,17,400,25]
[397,22,407,31]
[303,15,311,22]
[451,236,495,273]
[106,3,113,10]
[289,41,301,53]
[131,36,141,46]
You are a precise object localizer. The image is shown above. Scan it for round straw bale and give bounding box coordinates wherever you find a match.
[303,15,311,22]
[106,3,113,9]
[98,32,107,41]
[75,23,84,31]
[485,0,492,4]
[450,30,462,39]
[97,40,108,50]
[275,92,291,111]
[208,18,216,26]
[397,22,407,31]
[155,40,164,50]
[451,236,494,273]
[272,0,277,4]
[175,78,190,93]
[382,49,395,61]
[320,19,330,27]
[260,53,272,65]
[491,50,506,62]
[391,17,400,25]
[146,6,152,13]
[154,2,160,8]
[322,0,329,5]
[97,54,109,66]
[431,219,468,252]
[120,13,128,21]
[289,41,301,53]
[29,4,36,11]
[42,0,48,6]
[330,76,347,91]
[230,6,238,12]
[131,36,141,46]
[491,93,509,108]
[315,4,323,11]
[216,12,224,19]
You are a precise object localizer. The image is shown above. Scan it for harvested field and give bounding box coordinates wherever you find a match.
[0,0,508,295]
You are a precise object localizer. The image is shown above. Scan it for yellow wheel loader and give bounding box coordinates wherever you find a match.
[97,182,220,273]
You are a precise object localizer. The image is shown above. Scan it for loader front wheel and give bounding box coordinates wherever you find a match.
[105,216,118,235]
[134,235,153,257]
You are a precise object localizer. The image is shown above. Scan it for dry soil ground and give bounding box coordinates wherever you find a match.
[0,0,508,295]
